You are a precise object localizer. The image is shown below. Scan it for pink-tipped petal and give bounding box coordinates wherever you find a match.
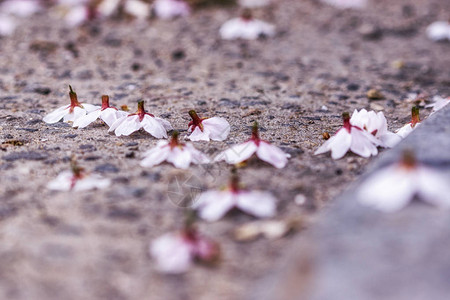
[194,191,235,222]
[256,141,289,168]
[236,191,276,218]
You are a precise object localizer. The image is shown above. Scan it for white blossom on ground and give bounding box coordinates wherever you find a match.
[315,112,381,159]
[215,122,290,168]
[140,131,210,169]
[358,151,450,212]
[47,160,110,192]
[187,110,230,142]
[109,100,172,138]
[238,0,272,8]
[150,227,220,274]
[153,0,190,20]
[73,95,128,128]
[43,86,98,124]
[194,173,276,222]
[124,0,150,20]
[426,21,450,42]
[320,0,368,9]
[350,109,401,148]
[426,95,450,115]
[220,10,275,40]
[395,107,421,139]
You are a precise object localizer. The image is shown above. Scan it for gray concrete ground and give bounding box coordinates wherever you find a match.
[0,0,449,299]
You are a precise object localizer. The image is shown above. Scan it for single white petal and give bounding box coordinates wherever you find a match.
[100,108,125,128]
[46,171,73,191]
[97,0,121,17]
[82,103,100,113]
[142,115,169,139]
[256,141,289,168]
[140,142,171,168]
[150,233,192,274]
[321,0,367,9]
[63,106,86,123]
[114,115,142,136]
[43,105,70,124]
[72,109,102,128]
[185,143,210,164]
[201,117,231,141]
[395,123,420,139]
[124,0,150,19]
[65,5,88,27]
[154,0,190,20]
[188,127,210,142]
[350,129,378,158]
[109,115,126,132]
[358,166,416,212]
[194,191,236,222]
[156,117,173,131]
[0,14,16,36]
[167,147,193,169]
[426,21,450,41]
[215,141,258,164]
[220,18,275,40]
[315,129,352,160]
[73,174,111,191]
[378,131,402,148]
[416,167,450,208]
[236,191,276,218]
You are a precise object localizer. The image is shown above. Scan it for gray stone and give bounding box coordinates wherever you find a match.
[251,105,450,300]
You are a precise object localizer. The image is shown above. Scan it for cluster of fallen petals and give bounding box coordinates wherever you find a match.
[314,106,430,160]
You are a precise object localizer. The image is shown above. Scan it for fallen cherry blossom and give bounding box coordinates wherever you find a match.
[153,0,190,20]
[220,10,275,40]
[109,100,172,138]
[350,109,401,148]
[140,131,210,169]
[426,21,450,42]
[194,172,276,221]
[150,224,220,274]
[320,0,368,9]
[187,110,230,142]
[215,122,290,168]
[73,95,128,128]
[47,159,110,192]
[43,86,98,124]
[358,150,450,212]
[315,112,381,159]
[395,106,421,139]
[426,95,450,115]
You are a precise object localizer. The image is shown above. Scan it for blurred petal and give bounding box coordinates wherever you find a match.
[256,141,289,168]
[46,171,73,191]
[350,129,378,158]
[140,143,170,168]
[237,191,276,218]
[167,147,192,169]
[142,115,169,139]
[417,167,450,208]
[202,117,230,141]
[215,141,258,164]
[150,233,192,274]
[194,191,235,222]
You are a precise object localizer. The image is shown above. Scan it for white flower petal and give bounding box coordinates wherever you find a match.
[124,0,150,19]
[416,167,450,208]
[395,123,420,139]
[154,0,190,20]
[140,141,171,168]
[236,191,276,218]
[202,117,231,141]
[63,106,86,123]
[426,21,450,41]
[1,0,41,17]
[150,233,192,274]
[239,0,271,8]
[100,108,126,128]
[256,141,289,168]
[82,103,100,113]
[379,131,402,148]
[215,141,258,164]
[73,174,111,191]
[350,129,378,158]
[65,5,88,27]
[220,18,275,40]
[194,191,235,222]
[142,115,169,139]
[72,109,102,128]
[43,105,70,124]
[358,166,416,212]
[185,143,210,164]
[46,171,73,191]
[113,115,142,136]
[188,127,209,142]
[323,129,352,160]
[0,14,16,36]
[167,147,193,169]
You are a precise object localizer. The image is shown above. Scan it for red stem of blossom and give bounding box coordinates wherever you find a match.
[411,106,420,127]
[342,112,351,132]
[101,95,110,110]
[68,85,82,113]
[169,131,183,149]
[136,100,154,121]
[251,121,260,141]
[70,158,84,190]
[188,110,204,131]
[241,9,253,21]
